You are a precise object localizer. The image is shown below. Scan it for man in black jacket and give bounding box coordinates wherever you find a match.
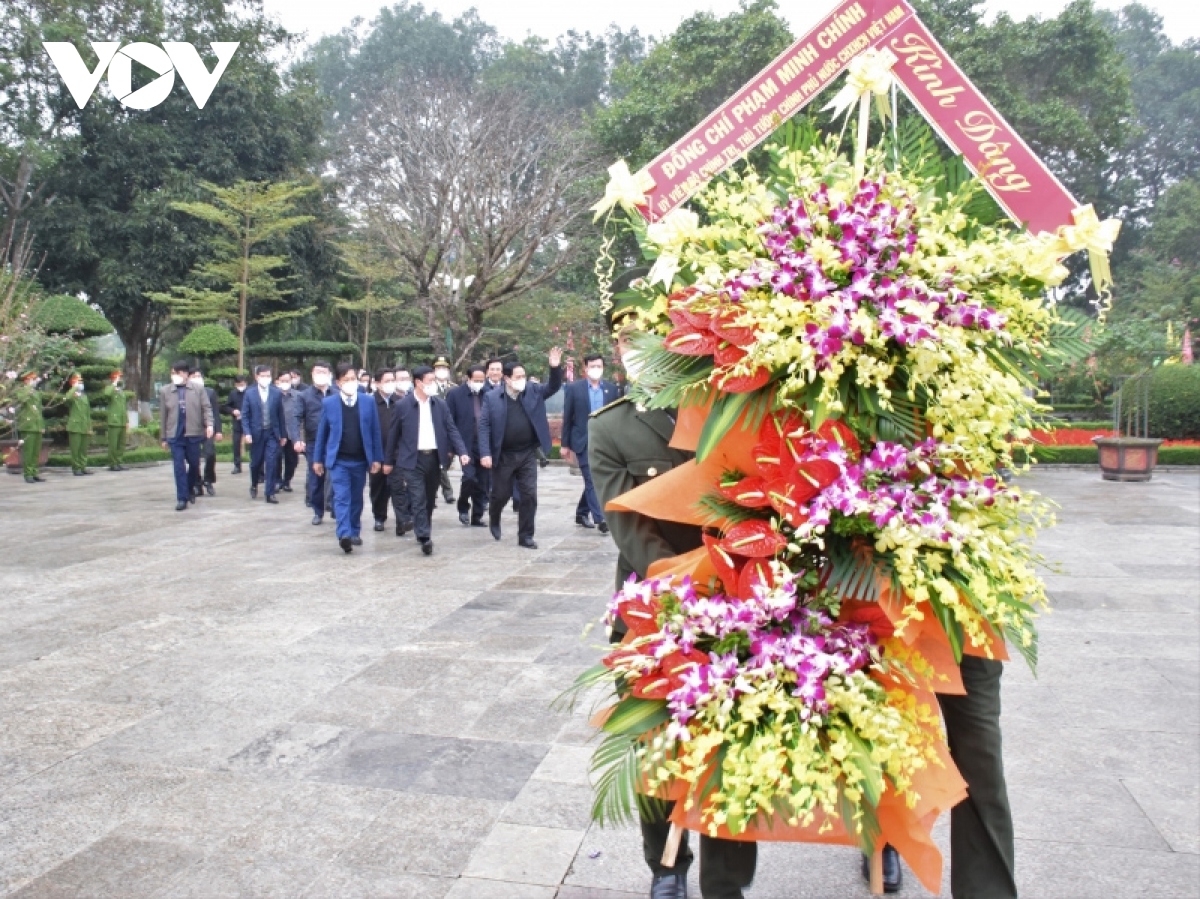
[292,361,334,525]
[561,353,620,533]
[444,365,489,527]
[370,367,404,532]
[222,374,247,474]
[189,367,223,497]
[382,366,470,556]
[478,348,562,549]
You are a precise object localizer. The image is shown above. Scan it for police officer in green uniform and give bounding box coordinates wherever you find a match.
[65,372,94,476]
[588,271,757,899]
[102,369,132,471]
[15,370,46,483]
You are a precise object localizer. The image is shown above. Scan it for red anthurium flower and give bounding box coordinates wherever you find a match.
[817,419,862,460]
[667,307,694,329]
[631,648,710,699]
[665,326,719,356]
[614,595,663,639]
[710,307,757,347]
[715,365,771,394]
[765,477,809,528]
[717,475,772,508]
[753,435,784,481]
[668,287,700,303]
[719,520,787,558]
[601,644,643,670]
[737,558,777,598]
[714,342,748,367]
[703,532,744,591]
[790,459,841,499]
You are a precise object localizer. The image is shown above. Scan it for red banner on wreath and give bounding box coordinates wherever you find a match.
[636,0,1079,234]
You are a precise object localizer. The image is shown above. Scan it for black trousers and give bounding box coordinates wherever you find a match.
[398,452,441,541]
[201,438,216,486]
[370,466,412,524]
[248,432,280,495]
[273,438,298,489]
[231,420,244,465]
[938,656,1017,899]
[457,456,488,522]
[489,445,538,540]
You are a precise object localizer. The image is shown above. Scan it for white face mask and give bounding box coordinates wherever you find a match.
[340,380,358,397]
[171,374,185,386]
[396,380,412,394]
[622,349,644,382]
[468,381,484,394]
[257,376,272,388]
[435,368,450,381]
[73,382,84,392]
[586,366,604,381]
[312,372,330,387]
[509,378,527,393]
[380,382,396,395]
[190,377,204,388]
[278,382,290,392]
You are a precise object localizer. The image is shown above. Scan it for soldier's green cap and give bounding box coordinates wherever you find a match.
[21,369,39,380]
[605,266,652,333]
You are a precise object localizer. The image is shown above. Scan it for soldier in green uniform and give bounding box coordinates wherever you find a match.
[588,273,757,899]
[64,372,94,476]
[14,370,46,483]
[102,369,132,471]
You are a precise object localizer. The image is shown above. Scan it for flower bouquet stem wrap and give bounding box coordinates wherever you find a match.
[567,123,1074,894]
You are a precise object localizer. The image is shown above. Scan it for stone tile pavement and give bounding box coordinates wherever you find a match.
[0,463,1196,898]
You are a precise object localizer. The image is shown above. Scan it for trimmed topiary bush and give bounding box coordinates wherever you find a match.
[1144,365,1200,440]
[30,295,114,337]
[179,323,238,356]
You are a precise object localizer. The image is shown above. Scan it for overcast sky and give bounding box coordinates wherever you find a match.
[263,0,1198,47]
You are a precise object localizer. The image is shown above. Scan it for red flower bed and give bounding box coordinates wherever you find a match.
[1031,428,1200,447]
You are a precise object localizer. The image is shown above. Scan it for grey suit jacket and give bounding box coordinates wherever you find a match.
[159,383,214,440]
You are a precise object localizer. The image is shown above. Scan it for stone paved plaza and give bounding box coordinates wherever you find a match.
[0,464,1196,898]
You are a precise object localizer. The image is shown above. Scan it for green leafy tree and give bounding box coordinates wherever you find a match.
[333,232,406,369]
[150,179,318,372]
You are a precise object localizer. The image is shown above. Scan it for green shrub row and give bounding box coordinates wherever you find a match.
[1015,445,1200,465]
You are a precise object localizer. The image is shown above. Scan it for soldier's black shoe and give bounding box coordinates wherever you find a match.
[73,470,85,477]
[32,476,45,482]
[576,514,595,528]
[115,465,126,471]
[459,511,470,526]
[24,476,35,483]
[650,872,687,899]
[265,494,278,504]
[339,536,352,553]
[312,515,322,525]
[597,521,610,534]
[489,521,501,541]
[109,466,119,471]
[421,539,433,556]
[175,501,188,511]
[81,469,93,475]
[518,537,538,550]
[204,483,215,496]
[250,486,258,499]
[351,536,363,546]
[861,845,903,894]
[374,519,385,532]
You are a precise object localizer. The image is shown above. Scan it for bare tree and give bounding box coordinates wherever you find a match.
[339,79,598,368]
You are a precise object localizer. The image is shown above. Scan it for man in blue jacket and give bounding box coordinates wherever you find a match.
[382,365,470,556]
[561,353,620,534]
[313,362,385,553]
[479,348,562,549]
[241,364,287,504]
[444,365,490,527]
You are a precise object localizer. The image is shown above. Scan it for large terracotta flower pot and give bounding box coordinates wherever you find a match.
[3,438,52,472]
[1093,436,1163,482]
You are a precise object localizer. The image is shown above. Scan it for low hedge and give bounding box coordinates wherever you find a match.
[1142,365,1200,440]
[1016,445,1200,465]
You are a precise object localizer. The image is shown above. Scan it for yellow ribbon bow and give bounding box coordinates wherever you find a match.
[1054,205,1122,324]
[823,47,898,181]
[591,160,656,222]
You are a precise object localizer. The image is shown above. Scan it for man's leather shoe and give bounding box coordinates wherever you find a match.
[396,520,408,537]
[518,537,538,550]
[442,488,454,504]
[421,539,433,556]
[265,494,278,504]
[339,536,352,553]
[861,845,903,894]
[188,494,195,504]
[250,486,258,499]
[305,498,312,508]
[489,521,501,541]
[597,521,609,534]
[470,519,487,527]
[281,483,292,492]
[351,536,363,546]
[204,483,215,496]
[374,520,385,532]
[175,501,187,511]
[459,511,470,526]
[312,515,322,525]
[231,465,242,474]
[576,514,595,529]
[650,872,687,899]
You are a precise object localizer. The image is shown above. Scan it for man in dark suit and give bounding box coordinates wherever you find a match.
[561,353,620,534]
[444,365,489,527]
[159,360,214,511]
[241,364,287,504]
[478,348,562,549]
[293,361,334,525]
[313,362,385,553]
[223,374,248,474]
[382,365,470,556]
[274,371,301,495]
[188,366,223,497]
[369,367,404,532]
